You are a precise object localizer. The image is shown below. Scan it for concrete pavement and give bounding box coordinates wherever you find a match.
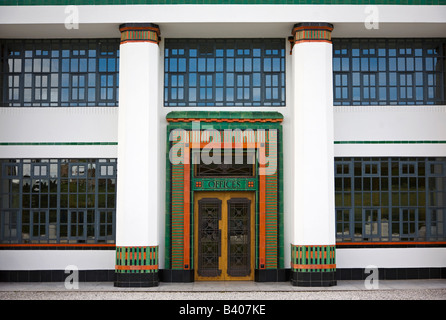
[0,279,445,300]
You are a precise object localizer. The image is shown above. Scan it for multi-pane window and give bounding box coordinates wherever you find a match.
[335,157,446,243]
[0,159,116,244]
[0,39,119,107]
[333,39,446,106]
[164,39,286,107]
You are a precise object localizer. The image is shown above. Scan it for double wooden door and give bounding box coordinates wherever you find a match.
[194,191,255,281]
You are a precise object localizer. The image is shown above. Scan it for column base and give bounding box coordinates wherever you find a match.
[290,271,337,287]
[114,272,159,287]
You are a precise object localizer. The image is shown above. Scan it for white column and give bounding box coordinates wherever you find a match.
[115,23,161,287]
[291,23,336,286]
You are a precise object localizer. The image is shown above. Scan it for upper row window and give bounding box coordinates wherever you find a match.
[164,39,286,107]
[333,38,446,106]
[0,39,119,107]
[2,38,444,108]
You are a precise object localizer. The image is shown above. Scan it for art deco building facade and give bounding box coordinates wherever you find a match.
[0,1,445,287]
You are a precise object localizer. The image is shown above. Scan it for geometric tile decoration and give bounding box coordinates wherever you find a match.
[119,23,161,45]
[291,244,336,273]
[115,246,158,273]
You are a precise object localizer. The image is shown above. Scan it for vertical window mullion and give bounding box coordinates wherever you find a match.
[83,210,87,242]
[95,160,100,242]
[45,210,49,242]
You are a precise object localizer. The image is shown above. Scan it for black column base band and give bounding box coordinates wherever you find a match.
[255,269,290,282]
[291,271,337,287]
[159,269,195,282]
[114,272,159,287]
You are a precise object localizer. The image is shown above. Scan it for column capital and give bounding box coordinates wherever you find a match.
[119,23,161,45]
[291,22,333,45]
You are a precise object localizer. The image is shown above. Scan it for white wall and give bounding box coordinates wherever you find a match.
[0,250,115,270]
[337,248,446,269]
[1,5,445,38]
[0,107,118,159]
[334,106,446,157]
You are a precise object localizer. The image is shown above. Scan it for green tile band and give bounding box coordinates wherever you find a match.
[334,140,446,144]
[171,163,185,270]
[1,0,444,5]
[0,142,118,146]
[166,111,284,121]
[265,144,278,269]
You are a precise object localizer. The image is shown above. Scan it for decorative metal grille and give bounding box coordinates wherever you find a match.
[227,198,251,277]
[194,150,255,177]
[197,198,222,277]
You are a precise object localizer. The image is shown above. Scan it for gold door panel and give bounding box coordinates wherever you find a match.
[194,191,255,281]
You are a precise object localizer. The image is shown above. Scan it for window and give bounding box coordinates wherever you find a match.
[336,208,352,241]
[400,161,417,176]
[335,157,446,243]
[400,208,418,240]
[1,210,19,242]
[31,163,49,178]
[363,161,380,176]
[430,209,444,240]
[69,164,87,178]
[0,39,119,107]
[98,162,116,177]
[363,208,381,240]
[333,39,446,106]
[164,39,286,107]
[0,159,116,244]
